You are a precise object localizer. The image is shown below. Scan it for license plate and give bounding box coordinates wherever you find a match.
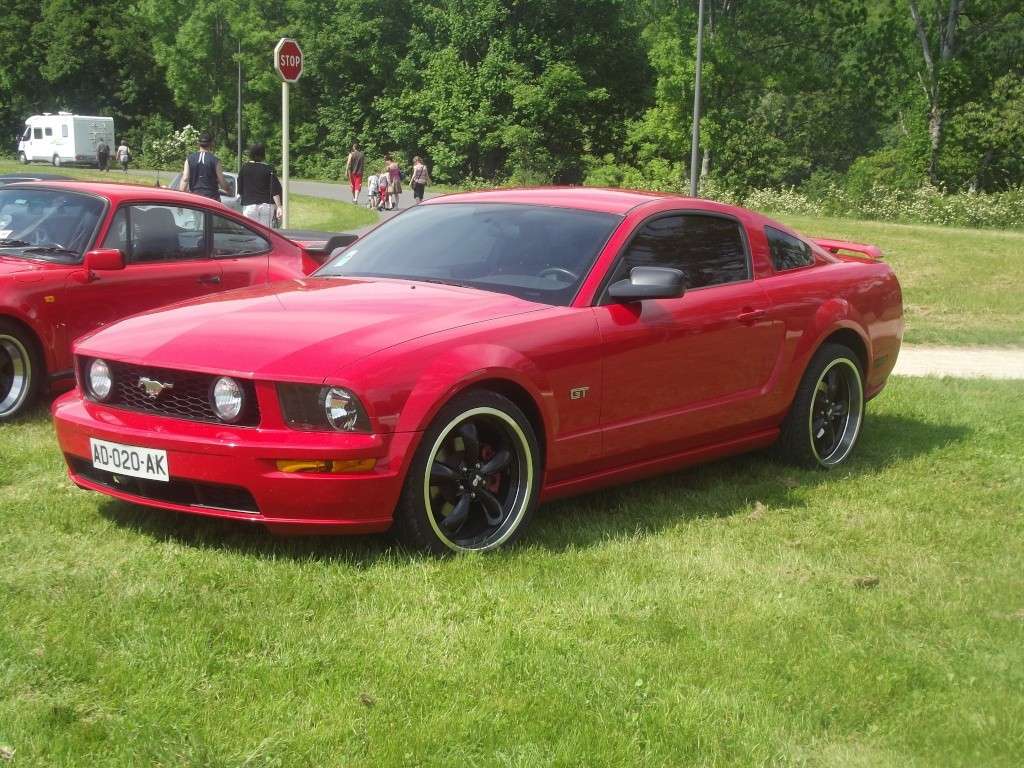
[90,438,169,482]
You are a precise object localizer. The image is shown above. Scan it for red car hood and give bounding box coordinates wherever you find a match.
[0,253,67,277]
[75,277,545,380]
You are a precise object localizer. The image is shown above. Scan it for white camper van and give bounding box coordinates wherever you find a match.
[17,113,116,167]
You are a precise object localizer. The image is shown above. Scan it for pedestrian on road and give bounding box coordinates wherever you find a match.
[116,139,131,173]
[96,141,110,172]
[345,142,365,205]
[411,156,431,204]
[178,132,230,201]
[238,143,283,227]
[386,154,402,209]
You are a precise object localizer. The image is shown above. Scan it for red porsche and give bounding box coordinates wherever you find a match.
[0,181,347,420]
[52,188,903,553]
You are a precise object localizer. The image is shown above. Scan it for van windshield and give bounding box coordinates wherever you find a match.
[0,188,105,261]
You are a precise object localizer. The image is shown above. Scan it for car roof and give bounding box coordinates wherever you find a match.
[5,180,227,207]
[425,186,744,216]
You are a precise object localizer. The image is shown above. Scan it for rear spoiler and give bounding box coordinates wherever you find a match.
[812,238,883,260]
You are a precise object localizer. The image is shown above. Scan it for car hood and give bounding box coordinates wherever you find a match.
[75,277,545,380]
[0,252,68,277]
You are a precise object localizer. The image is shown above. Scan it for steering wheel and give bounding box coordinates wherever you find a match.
[538,266,579,283]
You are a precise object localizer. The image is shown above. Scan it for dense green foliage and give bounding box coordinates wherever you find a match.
[1,0,1021,193]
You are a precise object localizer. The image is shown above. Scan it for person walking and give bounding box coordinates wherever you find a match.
[96,140,110,172]
[178,132,230,201]
[345,142,365,204]
[237,143,283,227]
[386,154,402,209]
[411,156,431,204]
[115,139,131,173]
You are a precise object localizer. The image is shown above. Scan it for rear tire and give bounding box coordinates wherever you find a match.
[775,343,865,468]
[0,320,42,421]
[394,390,542,555]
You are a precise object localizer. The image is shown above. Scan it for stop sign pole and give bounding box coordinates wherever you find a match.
[274,38,303,227]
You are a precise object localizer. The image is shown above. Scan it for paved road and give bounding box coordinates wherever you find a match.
[893,345,1024,380]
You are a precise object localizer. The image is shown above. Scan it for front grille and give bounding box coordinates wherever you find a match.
[69,457,259,514]
[81,359,260,427]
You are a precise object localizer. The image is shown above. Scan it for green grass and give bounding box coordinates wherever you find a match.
[1,377,1022,766]
[778,214,1024,347]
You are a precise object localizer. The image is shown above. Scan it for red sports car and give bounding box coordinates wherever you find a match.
[52,188,903,553]
[0,181,347,420]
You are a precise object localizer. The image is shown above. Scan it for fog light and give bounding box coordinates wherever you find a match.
[88,358,112,401]
[211,377,244,422]
[275,458,377,474]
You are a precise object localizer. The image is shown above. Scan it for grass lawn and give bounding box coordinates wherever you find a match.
[777,214,1024,348]
[1,376,1021,766]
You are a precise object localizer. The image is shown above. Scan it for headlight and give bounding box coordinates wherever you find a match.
[277,383,370,432]
[211,376,244,423]
[88,358,112,401]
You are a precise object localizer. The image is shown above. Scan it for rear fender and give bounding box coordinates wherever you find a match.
[791,298,871,390]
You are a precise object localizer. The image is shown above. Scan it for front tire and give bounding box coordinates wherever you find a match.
[18,152,28,165]
[52,154,61,167]
[0,320,42,421]
[394,390,542,554]
[775,343,865,468]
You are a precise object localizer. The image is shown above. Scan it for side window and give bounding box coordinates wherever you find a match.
[766,226,813,271]
[44,127,53,137]
[122,205,207,264]
[618,213,749,290]
[33,128,42,139]
[211,214,269,257]
[61,125,69,138]
[101,208,129,254]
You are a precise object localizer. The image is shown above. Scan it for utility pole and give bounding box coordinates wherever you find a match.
[237,39,242,174]
[689,0,705,198]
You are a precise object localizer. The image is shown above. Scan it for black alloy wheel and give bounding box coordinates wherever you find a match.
[395,390,541,554]
[776,343,865,468]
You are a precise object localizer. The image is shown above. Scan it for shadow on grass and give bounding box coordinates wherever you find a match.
[96,412,968,562]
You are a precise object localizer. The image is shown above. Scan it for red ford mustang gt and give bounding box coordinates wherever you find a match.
[0,181,346,420]
[52,188,903,553]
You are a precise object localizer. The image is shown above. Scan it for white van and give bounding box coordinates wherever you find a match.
[17,113,116,167]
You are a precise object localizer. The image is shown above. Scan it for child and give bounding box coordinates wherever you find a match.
[366,172,380,210]
[377,170,390,212]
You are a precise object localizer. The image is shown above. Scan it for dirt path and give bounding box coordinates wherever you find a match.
[894,345,1024,379]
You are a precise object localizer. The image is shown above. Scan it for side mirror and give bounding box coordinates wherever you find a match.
[607,266,686,302]
[83,248,125,272]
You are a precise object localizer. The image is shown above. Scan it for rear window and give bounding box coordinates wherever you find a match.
[766,226,814,271]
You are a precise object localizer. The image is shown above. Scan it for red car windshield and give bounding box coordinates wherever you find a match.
[316,203,620,306]
[0,187,105,260]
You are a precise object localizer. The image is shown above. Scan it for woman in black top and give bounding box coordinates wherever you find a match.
[237,144,282,227]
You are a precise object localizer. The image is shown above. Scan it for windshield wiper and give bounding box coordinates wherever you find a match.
[0,239,33,248]
[21,244,78,255]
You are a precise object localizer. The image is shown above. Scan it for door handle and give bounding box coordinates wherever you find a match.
[736,308,767,324]
[198,274,221,285]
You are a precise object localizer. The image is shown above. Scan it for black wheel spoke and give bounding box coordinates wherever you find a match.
[827,370,839,399]
[441,495,471,533]
[430,461,460,486]
[812,417,827,438]
[458,421,480,464]
[480,449,510,476]
[477,489,505,525]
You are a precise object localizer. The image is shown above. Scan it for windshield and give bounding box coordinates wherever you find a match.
[316,203,620,306]
[0,187,105,260]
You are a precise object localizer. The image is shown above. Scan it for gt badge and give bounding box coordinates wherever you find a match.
[569,386,590,400]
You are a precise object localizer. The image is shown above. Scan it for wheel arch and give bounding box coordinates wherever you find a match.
[0,312,47,376]
[820,327,869,375]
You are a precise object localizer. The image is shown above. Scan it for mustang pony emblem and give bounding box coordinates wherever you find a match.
[137,377,174,400]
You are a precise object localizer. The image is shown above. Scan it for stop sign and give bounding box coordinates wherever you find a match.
[274,38,303,83]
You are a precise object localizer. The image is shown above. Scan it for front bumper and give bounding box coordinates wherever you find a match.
[52,391,416,534]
